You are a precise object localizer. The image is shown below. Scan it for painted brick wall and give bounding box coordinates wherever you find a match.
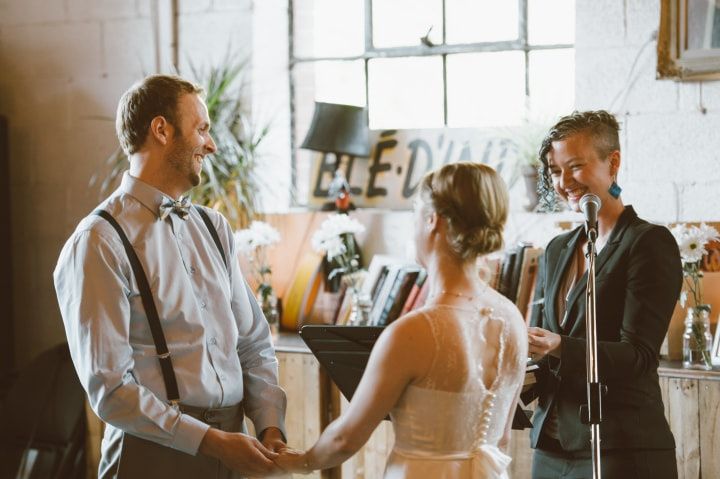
[575,0,720,223]
[0,0,253,367]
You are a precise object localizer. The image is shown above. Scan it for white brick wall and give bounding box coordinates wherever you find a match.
[4,0,718,367]
[575,0,720,224]
[252,0,291,212]
[0,0,253,366]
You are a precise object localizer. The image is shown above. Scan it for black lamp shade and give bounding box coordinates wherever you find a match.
[301,102,370,157]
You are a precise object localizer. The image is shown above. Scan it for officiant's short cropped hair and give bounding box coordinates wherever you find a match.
[538,110,621,169]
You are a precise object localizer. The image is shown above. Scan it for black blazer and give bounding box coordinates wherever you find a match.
[528,206,682,451]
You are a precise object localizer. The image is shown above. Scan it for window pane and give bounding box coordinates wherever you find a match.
[292,60,366,204]
[372,0,443,48]
[687,0,720,50]
[368,57,444,129]
[528,48,575,119]
[294,0,364,57]
[446,0,518,44]
[528,0,575,45]
[446,52,525,128]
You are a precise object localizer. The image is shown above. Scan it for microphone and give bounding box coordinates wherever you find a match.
[579,194,601,242]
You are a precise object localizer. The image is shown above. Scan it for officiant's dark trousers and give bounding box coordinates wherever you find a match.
[531,435,678,479]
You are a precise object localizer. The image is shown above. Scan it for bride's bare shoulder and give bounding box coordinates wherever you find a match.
[381,309,434,344]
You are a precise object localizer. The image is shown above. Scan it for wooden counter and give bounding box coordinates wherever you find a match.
[276,333,720,478]
[658,361,720,478]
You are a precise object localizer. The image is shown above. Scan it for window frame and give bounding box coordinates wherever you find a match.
[288,0,573,204]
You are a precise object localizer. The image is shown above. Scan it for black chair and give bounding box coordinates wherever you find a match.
[0,342,86,479]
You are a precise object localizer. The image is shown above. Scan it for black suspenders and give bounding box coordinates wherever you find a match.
[94,206,227,404]
[194,206,227,267]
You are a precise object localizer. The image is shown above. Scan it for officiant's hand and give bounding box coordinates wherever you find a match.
[275,447,312,475]
[528,327,562,359]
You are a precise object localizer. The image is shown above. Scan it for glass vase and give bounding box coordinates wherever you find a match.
[682,306,713,370]
[258,292,280,340]
[348,291,372,326]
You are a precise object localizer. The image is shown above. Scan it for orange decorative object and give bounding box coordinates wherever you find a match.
[702,239,720,272]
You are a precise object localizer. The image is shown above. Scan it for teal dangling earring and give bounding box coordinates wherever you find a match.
[608,180,622,199]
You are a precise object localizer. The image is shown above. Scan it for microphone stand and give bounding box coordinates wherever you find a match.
[584,228,602,479]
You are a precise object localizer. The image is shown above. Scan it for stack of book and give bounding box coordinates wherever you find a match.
[333,255,429,326]
[492,243,543,322]
[283,244,544,328]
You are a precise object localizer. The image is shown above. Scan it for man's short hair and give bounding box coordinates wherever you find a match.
[116,75,204,155]
[538,110,621,169]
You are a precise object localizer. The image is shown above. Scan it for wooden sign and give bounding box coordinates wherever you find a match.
[308,128,519,209]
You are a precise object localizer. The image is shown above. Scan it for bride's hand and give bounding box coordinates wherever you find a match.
[275,447,311,474]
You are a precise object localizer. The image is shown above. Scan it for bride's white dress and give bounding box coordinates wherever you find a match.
[384,299,526,479]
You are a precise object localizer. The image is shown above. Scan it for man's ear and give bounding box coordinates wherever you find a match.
[149,116,172,146]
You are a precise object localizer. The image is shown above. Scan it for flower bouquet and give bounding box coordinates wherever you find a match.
[671,223,720,369]
[312,214,369,323]
[235,221,281,333]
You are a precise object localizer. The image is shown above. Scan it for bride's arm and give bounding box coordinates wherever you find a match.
[279,314,432,473]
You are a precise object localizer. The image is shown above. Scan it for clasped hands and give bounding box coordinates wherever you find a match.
[202,426,310,477]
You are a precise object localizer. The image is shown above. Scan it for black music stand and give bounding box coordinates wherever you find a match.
[299,325,533,429]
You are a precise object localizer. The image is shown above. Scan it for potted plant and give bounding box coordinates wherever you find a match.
[91,58,268,229]
[503,121,551,212]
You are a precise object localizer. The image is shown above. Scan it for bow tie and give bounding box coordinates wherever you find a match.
[159,196,191,221]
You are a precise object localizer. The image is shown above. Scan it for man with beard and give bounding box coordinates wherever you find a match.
[54,75,286,478]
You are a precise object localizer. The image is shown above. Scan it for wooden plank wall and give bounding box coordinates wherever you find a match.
[276,351,323,479]
[660,376,720,479]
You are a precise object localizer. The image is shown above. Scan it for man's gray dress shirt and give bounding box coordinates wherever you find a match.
[54,173,286,456]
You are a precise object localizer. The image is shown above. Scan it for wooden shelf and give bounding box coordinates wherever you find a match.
[274,331,311,354]
[659,360,720,381]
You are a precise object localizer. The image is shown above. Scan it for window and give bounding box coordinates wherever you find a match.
[290,0,575,204]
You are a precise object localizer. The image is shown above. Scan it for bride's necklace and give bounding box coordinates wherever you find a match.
[436,280,489,301]
[431,284,493,315]
[438,290,477,301]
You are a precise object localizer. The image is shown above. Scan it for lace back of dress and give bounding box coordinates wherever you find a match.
[418,305,512,392]
[472,309,511,449]
[417,302,525,448]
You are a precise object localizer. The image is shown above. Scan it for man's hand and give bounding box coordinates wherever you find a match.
[528,327,562,359]
[199,428,282,476]
[260,427,286,453]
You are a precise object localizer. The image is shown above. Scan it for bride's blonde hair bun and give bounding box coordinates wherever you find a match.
[418,162,508,261]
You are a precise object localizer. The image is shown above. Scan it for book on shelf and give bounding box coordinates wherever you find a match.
[377,266,423,325]
[281,252,323,330]
[371,265,390,305]
[410,279,431,311]
[399,269,428,317]
[369,263,405,325]
[497,247,517,300]
[515,247,543,319]
[508,243,533,303]
[362,254,404,300]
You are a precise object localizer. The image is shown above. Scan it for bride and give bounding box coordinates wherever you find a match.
[276,163,527,478]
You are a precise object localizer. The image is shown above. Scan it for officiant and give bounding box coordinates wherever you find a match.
[526,111,682,478]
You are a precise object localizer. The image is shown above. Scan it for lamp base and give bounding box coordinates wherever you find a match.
[320,201,356,213]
